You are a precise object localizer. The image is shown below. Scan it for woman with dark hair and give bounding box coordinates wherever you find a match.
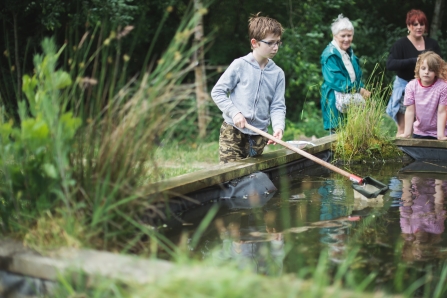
[386,9,441,136]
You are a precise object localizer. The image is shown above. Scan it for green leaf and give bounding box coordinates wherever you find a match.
[22,75,38,115]
[43,163,58,179]
[21,118,50,141]
[60,112,82,139]
[54,71,72,89]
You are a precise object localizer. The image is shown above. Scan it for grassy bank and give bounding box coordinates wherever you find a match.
[48,242,447,298]
[51,262,390,298]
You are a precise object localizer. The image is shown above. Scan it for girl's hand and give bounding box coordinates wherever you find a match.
[437,136,447,141]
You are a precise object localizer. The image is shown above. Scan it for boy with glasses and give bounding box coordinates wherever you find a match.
[211,12,286,164]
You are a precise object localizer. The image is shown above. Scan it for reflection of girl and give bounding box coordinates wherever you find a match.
[400,177,447,261]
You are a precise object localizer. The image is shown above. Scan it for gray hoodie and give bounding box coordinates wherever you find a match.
[211,53,286,135]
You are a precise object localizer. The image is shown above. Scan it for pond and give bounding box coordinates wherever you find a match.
[166,160,447,295]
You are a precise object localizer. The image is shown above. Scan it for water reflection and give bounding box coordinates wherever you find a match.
[399,177,447,262]
[177,161,447,292]
[318,180,351,263]
[317,179,386,263]
[213,212,285,276]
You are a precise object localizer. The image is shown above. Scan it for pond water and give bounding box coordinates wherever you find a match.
[167,160,447,294]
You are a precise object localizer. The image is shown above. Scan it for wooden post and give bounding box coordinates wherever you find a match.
[193,0,208,139]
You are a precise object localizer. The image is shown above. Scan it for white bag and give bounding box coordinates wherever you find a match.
[334,91,365,113]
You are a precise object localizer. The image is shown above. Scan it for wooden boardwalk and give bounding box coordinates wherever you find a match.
[147,134,336,200]
[395,138,447,161]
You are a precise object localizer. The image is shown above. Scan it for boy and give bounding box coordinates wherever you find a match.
[211,12,286,164]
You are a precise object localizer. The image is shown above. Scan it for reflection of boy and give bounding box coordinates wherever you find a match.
[211,13,286,164]
[214,213,285,276]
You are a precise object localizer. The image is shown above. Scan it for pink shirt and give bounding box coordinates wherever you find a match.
[404,78,447,137]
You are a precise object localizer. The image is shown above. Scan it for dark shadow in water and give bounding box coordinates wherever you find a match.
[399,160,447,175]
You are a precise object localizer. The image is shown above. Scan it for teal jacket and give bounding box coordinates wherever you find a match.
[320,43,365,130]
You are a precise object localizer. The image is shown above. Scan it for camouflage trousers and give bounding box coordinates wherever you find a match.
[219,122,267,164]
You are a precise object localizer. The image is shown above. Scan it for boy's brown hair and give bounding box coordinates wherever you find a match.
[414,51,447,80]
[248,12,284,42]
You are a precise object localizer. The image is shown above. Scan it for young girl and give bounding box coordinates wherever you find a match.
[398,51,447,140]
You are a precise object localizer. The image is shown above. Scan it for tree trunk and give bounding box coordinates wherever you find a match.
[13,12,22,101]
[288,0,294,29]
[193,0,208,139]
[430,0,445,39]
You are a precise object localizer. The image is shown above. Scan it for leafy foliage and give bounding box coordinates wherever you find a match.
[0,38,81,231]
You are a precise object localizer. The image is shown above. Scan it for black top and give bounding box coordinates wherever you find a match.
[386,36,441,81]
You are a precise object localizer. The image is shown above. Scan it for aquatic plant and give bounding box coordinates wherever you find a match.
[333,64,402,162]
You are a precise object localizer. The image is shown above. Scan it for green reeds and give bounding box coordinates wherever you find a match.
[334,64,401,162]
[69,5,211,251]
[0,2,212,254]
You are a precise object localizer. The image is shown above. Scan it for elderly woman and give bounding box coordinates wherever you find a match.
[320,14,370,133]
[386,9,441,136]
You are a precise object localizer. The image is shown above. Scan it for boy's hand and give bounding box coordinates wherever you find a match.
[267,129,283,145]
[232,113,246,128]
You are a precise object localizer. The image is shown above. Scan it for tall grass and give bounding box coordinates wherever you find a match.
[334,64,401,162]
[0,3,211,253]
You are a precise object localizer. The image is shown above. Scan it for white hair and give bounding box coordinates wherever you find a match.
[331,14,354,35]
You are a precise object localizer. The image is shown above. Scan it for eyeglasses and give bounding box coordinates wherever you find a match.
[259,40,283,48]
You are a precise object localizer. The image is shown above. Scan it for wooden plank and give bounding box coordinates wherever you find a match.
[147,135,336,199]
[394,138,447,148]
[0,239,173,284]
[394,138,447,161]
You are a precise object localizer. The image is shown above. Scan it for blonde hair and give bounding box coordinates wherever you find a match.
[442,61,447,81]
[414,51,447,80]
[248,12,284,43]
